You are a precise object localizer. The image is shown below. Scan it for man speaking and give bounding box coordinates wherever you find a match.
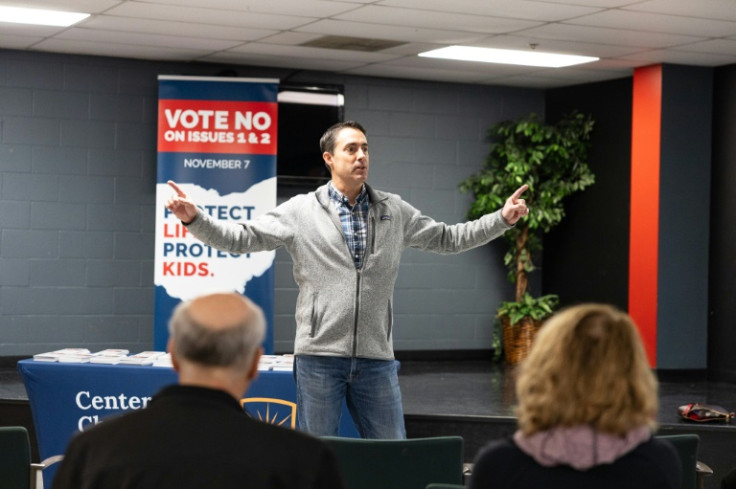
[166,121,528,439]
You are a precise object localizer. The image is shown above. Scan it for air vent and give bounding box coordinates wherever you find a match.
[301,35,405,52]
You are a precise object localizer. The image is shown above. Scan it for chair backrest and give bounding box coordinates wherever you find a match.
[322,436,464,489]
[0,426,31,489]
[656,434,699,489]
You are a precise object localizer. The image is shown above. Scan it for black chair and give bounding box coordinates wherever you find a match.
[0,426,32,489]
[323,435,464,489]
[656,434,712,489]
[0,426,63,489]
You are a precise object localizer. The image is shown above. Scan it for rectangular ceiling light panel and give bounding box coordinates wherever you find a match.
[0,6,90,27]
[419,45,599,68]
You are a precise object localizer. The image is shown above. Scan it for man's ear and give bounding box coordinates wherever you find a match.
[247,347,263,381]
[322,151,333,171]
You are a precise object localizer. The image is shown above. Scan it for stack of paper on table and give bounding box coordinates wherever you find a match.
[33,348,92,363]
[118,351,167,366]
[89,349,130,365]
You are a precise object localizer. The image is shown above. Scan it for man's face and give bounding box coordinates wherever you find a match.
[323,127,369,191]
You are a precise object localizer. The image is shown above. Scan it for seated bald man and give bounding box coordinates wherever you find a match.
[53,293,345,489]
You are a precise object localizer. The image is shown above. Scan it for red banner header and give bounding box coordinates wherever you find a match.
[157,99,278,154]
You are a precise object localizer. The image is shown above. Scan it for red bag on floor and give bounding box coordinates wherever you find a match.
[678,403,734,423]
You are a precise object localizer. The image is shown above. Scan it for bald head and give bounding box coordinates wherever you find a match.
[168,293,265,371]
[188,293,257,331]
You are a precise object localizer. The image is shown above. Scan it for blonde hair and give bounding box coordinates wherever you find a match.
[515,303,658,436]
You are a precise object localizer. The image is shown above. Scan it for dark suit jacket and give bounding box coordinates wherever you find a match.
[52,384,345,489]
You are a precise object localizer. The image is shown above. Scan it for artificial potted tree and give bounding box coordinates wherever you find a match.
[460,112,595,364]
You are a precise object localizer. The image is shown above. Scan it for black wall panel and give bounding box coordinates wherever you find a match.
[542,77,633,310]
[708,65,736,380]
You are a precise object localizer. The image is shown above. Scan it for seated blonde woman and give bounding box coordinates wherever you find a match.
[469,304,681,489]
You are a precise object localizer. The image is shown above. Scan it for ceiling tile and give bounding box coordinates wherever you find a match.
[526,0,639,7]
[516,23,706,49]
[106,2,315,30]
[81,15,276,41]
[566,9,736,37]
[34,38,209,60]
[333,5,543,34]
[378,0,602,21]
[623,0,736,22]
[54,28,241,51]
[343,63,488,84]
[139,0,361,17]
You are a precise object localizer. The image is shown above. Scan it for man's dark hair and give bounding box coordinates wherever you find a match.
[319,121,366,154]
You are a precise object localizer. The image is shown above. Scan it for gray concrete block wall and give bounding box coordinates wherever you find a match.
[0,50,157,355]
[0,48,543,356]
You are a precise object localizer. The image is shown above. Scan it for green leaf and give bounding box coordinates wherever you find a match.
[497,294,559,326]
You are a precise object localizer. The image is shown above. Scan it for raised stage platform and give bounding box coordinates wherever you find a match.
[3,358,736,489]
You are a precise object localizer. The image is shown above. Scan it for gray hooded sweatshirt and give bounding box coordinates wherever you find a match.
[186,183,511,360]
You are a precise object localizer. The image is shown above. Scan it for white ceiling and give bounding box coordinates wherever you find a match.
[2,0,736,88]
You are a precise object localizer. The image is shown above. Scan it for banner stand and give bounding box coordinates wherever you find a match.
[154,76,279,352]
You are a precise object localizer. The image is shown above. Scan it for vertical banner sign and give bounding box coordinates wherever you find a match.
[154,76,278,352]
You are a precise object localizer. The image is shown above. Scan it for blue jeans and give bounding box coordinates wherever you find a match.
[295,355,406,439]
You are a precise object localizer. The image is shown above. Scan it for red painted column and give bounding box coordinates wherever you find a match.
[629,65,661,367]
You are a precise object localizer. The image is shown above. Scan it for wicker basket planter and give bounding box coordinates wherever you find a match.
[501,315,543,365]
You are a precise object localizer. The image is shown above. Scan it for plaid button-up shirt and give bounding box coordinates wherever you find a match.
[328,182,370,269]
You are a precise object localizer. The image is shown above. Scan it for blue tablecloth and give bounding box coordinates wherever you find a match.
[18,358,358,487]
